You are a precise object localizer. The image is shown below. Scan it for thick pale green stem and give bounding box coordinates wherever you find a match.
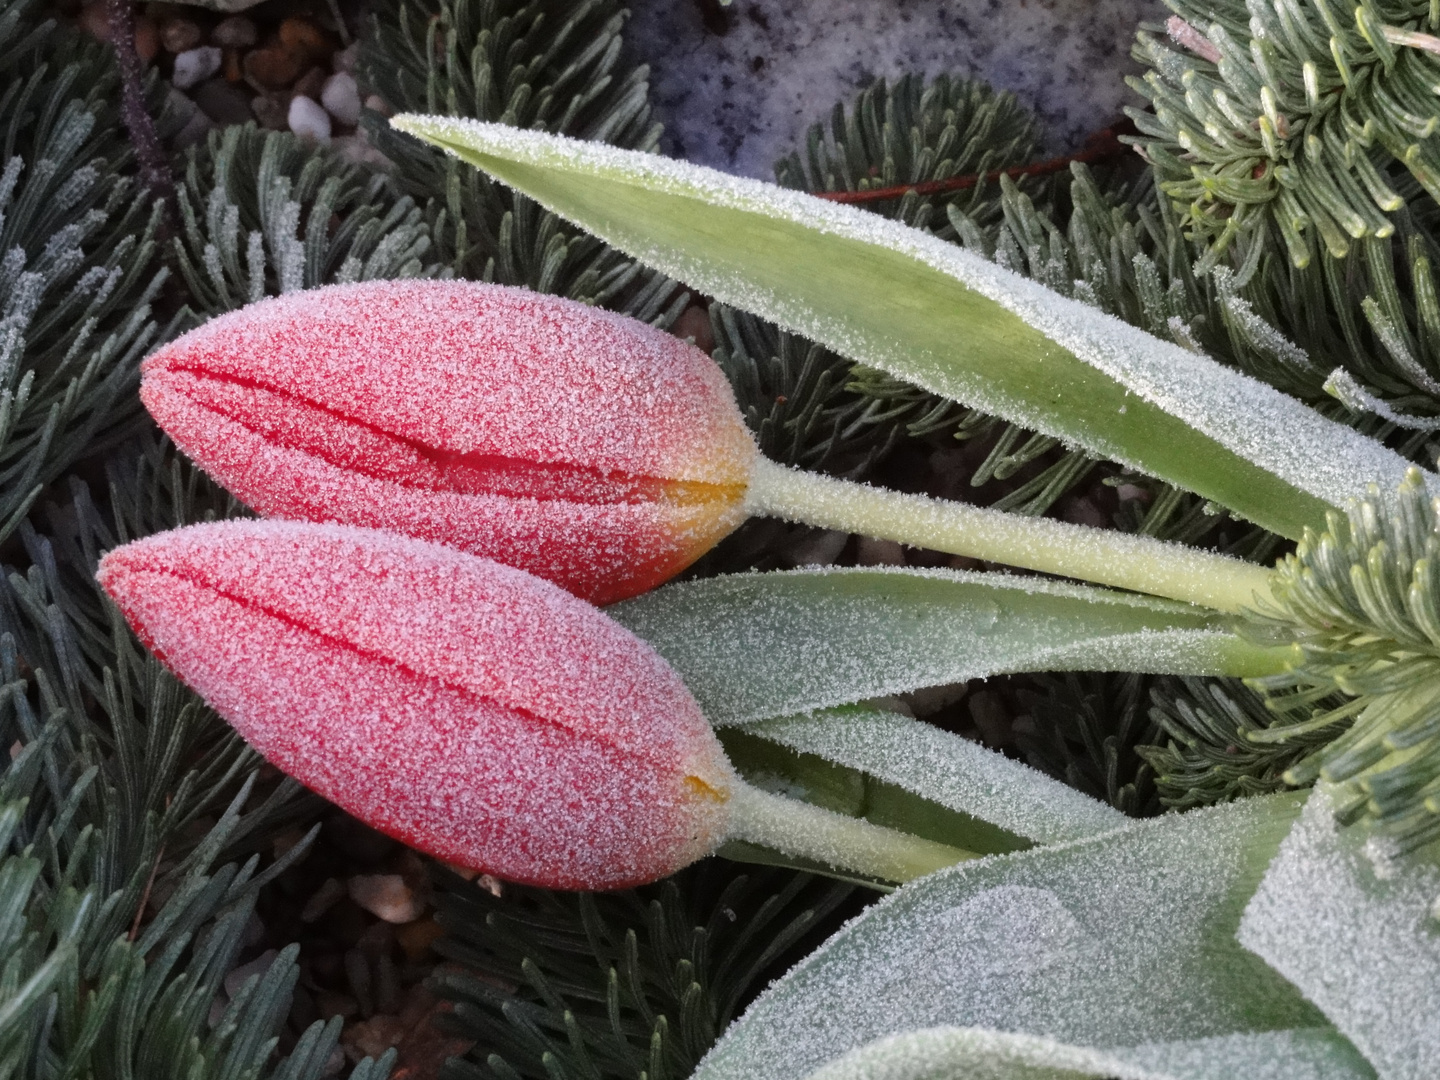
[726,782,977,884]
[744,457,1273,614]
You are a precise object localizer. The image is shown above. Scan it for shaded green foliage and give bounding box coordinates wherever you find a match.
[174,124,438,316]
[0,435,391,1078]
[429,864,854,1080]
[0,0,175,547]
[360,0,683,322]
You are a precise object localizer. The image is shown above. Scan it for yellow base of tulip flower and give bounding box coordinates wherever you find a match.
[743,457,1276,615]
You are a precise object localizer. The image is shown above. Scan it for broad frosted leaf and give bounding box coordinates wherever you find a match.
[691,793,1320,1080]
[1238,786,1440,1080]
[746,707,1125,845]
[608,567,1287,725]
[390,116,1429,539]
[801,1027,1373,1080]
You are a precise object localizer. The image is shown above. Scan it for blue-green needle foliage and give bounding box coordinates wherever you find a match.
[1250,468,1440,855]
[1131,0,1440,267]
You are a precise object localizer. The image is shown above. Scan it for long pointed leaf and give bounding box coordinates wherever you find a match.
[607,566,1288,726]
[744,706,1127,846]
[691,794,1318,1080]
[391,116,1427,539]
[802,1027,1374,1080]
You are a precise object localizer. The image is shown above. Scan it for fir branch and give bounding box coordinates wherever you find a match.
[1138,675,1336,810]
[1129,0,1440,269]
[428,863,853,1080]
[103,0,171,203]
[361,0,683,322]
[0,0,175,546]
[173,124,438,316]
[1247,467,1440,855]
[1015,672,1161,816]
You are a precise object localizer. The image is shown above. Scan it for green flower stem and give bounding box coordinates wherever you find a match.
[726,781,978,884]
[743,457,1274,614]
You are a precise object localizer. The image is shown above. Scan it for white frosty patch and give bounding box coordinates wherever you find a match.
[748,707,1126,845]
[1238,786,1440,1080]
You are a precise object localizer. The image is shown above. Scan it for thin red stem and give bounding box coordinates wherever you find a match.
[105,0,173,204]
[811,120,1137,206]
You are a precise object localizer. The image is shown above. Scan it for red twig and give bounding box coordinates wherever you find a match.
[811,120,1138,206]
[105,0,173,204]
[129,843,165,942]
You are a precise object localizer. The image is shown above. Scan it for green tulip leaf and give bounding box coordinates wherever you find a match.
[608,566,1289,726]
[800,1026,1373,1080]
[390,115,1429,539]
[691,793,1319,1080]
[741,706,1126,847]
[1238,786,1440,1080]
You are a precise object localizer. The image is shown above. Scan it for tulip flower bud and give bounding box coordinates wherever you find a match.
[97,519,736,889]
[140,281,758,605]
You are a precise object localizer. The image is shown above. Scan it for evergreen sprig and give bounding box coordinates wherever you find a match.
[0,0,175,547]
[1248,467,1440,855]
[1016,672,1161,816]
[174,124,438,316]
[1139,675,1335,809]
[361,0,683,324]
[428,864,853,1080]
[1130,0,1440,268]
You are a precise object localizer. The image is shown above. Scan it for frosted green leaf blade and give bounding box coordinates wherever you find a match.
[390,116,1428,538]
[607,567,1288,726]
[1238,786,1440,1080]
[801,1027,1373,1080]
[691,794,1320,1080]
[747,707,1126,845]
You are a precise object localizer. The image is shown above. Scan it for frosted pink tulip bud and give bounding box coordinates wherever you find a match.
[140,281,757,605]
[96,520,736,889]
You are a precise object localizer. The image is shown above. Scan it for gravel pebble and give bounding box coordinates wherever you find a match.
[160,18,201,53]
[243,45,302,90]
[223,949,279,998]
[321,72,361,126]
[348,873,422,923]
[288,93,332,143]
[172,45,222,90]
[210,15,257,48]
[301,876,348,922]
[250,92,287,130]
[194,78,253,125]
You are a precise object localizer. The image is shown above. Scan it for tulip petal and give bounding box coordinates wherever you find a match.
[141,281,757,603]
[99,520,735,889]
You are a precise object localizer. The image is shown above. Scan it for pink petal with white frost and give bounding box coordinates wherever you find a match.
[98,521,735,888]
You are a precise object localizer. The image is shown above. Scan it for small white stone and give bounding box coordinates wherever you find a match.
[223,949,279,998]
[320,72,361,126]
[287,94,331,144]
[348,873,423,923]
[332,42,359,73]
[172,46,222,90]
